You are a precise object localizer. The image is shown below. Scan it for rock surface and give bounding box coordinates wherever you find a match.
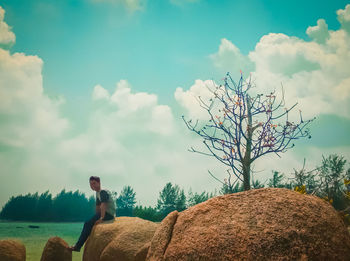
[147,188,350,261]
[0,239,26,261]
[40,236,72,261]
[83,216,158,261]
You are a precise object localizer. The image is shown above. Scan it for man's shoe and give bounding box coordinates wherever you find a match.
[68,245,81,252]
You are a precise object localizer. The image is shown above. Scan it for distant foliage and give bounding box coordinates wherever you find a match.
[116,186,137,217]
[251,179,265,189]
[268,155,350,212]
[0,183,217,222]
[52,190,94,221]
[36,191,53,221]
[220,181,244,194]
[290,159,318,193]
[0,193,38,221]
[187,189,215,207]
[318,154,349,210]
[0,190,95,222]
[157,182,187,219]
[133,206,162,222]
[268,171,287,188]
[2,160,348,223]
[220,177,265,194]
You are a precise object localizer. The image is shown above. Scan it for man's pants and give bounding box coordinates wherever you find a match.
[75,213,114,250]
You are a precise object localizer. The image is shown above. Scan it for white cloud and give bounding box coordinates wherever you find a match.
[110,80,158,112]
[249,28,350,118]
[52,79,224,206]
[249,33,322,77]
[337,4,350,33]
[0,47,214,207]
[210,38,255,75]
[175,79,217,120]
[92,84,110,101]
[0,50,43,114]
[0,6,15,49]
[0,49,68,147]
[149,105,175,135]
[204,7,350,120]
[334,77,350,100]
[0,14,70,206]
[306,19,330,44]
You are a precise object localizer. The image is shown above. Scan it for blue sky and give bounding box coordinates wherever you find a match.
[0,0,349,207]
[3,0,348,103]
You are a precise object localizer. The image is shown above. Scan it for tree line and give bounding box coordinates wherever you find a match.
[222,154,350,210]
[1,154,349,222]
[0,190,96,222]
[0,183,215,222]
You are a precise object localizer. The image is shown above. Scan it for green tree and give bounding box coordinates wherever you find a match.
[87,195,96,213]
[319,154,347,209]
[220,181,243,194]
[176,189,186,212]
[291,159,318,193]
[116,186,137,217]
[0,193,38,221]
[157,183,186,218]
[36,191,53,221]
[268,171,285,188]
[187,189,214,207]
[251,179,265,189]
[1,190,94,221]
[133,206,162,222]
[52,189,93,221]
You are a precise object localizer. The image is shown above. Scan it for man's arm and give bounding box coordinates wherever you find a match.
[95,203,105,225]
[96,196,101,214]
[99,202,107,220]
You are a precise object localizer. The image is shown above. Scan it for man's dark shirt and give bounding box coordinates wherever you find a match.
[96,189,116,220]
[96,190,110,205]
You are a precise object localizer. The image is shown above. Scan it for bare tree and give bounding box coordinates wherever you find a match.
[183,73,315,191]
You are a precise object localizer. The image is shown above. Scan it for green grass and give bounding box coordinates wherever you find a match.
[0,221,84,261]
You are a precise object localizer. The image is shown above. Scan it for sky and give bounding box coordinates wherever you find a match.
[0,0,349,208]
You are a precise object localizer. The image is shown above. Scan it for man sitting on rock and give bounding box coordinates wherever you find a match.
[68,176,116,252]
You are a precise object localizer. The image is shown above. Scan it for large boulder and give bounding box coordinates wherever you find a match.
[147,188,350,261]
[0,239,25,261]
[83,216,158,261]
[40,236,72,261]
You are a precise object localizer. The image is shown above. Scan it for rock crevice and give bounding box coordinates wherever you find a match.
[146,211,178,261]
[162,212,178,256]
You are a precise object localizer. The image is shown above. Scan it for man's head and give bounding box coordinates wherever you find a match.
[89,176,101,192]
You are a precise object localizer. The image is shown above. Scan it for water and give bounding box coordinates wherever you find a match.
[0,221,84,261]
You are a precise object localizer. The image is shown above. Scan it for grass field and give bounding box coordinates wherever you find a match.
[0,221,84,261]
